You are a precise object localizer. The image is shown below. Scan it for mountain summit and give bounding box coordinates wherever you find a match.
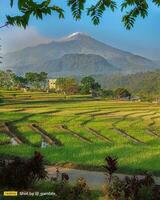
[3,32,159,76]
[60,32,88,41]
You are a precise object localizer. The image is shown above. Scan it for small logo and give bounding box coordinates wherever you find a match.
[3,191,18,196]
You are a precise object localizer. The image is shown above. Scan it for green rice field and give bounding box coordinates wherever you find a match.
[0,90,160,175]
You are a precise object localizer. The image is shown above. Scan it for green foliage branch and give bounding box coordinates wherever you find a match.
[1,0,160,29]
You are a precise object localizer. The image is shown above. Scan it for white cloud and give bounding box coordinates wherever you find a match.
[0,26,53,54]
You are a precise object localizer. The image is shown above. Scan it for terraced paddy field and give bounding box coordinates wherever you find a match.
[0,90,160,175]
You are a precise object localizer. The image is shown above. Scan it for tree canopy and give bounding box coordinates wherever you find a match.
[55,77,79,95]
[80,76,101,95]
[25,72,48,89]
[2,0,160,30]
[0,70,48,90]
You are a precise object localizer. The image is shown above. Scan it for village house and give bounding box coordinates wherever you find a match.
[131,96,141,102]
[48,79,57,90]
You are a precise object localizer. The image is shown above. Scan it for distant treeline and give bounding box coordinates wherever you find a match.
[1,69,160,98]
[95,70,160,96]
[0,70,132,99]
[0,70,48,90]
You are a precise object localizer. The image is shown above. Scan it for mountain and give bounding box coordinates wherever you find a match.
[43,54,120,76]
[9,53,120,76]
[155,60,160,66]
[3,32,159,76]
[99,70,160,95]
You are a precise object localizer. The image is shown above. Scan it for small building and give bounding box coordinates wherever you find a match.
[48,79,57,89]
[131,96,141,102]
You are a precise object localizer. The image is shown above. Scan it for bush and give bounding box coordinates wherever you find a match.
[0,151,47,189]
[107,173,159,200]
[52,177,91,200]
[104,156,118,183]
[100,89,114,98]
[104,156,160,200]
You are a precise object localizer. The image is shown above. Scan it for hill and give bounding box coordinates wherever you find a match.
[101,70,160,95]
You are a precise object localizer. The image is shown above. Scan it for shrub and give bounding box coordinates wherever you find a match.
[104,156,118,183]
[104,157,160,200]
[52,177,91,200]
[100,89,114,98]
[107,173,159,200]
[0,151,47,189]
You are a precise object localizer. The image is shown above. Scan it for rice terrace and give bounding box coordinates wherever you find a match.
[0,90,160,176]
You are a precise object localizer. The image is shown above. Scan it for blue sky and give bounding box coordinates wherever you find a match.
[0,0,160,60]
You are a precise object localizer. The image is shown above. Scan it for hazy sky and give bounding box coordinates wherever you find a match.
[0,0,160,60]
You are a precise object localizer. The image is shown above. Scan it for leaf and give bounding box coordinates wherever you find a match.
[18,0,26,9]
[68,0,86,20]
[10,0,14,7]
[51,6,64,18]
[152,0,160,6]
[41,0,51,7]
[121,0,148,29]
[87,0,117,25]
[122,13,135,30]
[6,0,152,30]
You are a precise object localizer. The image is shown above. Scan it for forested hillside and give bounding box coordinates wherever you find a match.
[99,70,160,95]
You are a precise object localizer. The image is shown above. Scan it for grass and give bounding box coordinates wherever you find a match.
[16,124,42,146]
[0,90,160,175]
[0,132,10,144]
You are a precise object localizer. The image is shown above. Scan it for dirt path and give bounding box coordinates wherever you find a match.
[59,125,92,144]
[30,123,62,146]
[84,127,113,144]
[46,166,160,189]
[3,122,23,144]
[146,129,160,138]
[112,112,145,144]
[112,127,144,144]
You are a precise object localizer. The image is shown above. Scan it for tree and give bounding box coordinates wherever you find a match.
[80,76,101,96]
[64,78,79,95]
[100,89,114,98]
[14,76,27,89]
[55,78,67,93]
[0,70,16,89]
[25,72,48,90]
[115,88,131,99]
[56,77,79,95]
[1,1,160,30]
[80,76,95,94]
[25,72,39,89]
[39,72,48,89]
